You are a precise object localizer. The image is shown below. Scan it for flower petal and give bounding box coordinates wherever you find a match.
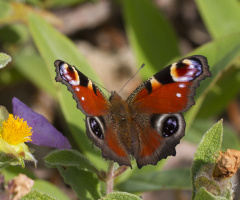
[12,97,71,149]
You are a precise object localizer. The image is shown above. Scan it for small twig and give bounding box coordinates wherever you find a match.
[106,161,114,194]
[114,165,128,178]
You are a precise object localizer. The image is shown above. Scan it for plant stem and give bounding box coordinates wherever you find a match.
[106,161,114,194]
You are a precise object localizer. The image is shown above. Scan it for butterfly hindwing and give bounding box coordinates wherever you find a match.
[86,115,131,166]
[130,112,185,168]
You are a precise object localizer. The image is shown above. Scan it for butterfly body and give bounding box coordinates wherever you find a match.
[55,55,211,168]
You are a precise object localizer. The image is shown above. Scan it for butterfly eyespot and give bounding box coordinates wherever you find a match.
[89,118,104,139]
[162,116,178,137]
[150,114,182,137]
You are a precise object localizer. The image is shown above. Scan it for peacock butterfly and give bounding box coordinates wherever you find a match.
[54,55,211,168]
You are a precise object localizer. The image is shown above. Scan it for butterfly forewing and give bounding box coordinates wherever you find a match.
[55,60,110,116]
[127,55,211,113]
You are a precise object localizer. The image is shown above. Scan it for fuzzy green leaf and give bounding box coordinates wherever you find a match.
[0,53,11,69]
[57,166,101,200]
[44,149,98,173]
[22,189,58,200]
[185,119,240,151]
[191,120,223,198]
[194,187,228,200]
[102,192,141,200]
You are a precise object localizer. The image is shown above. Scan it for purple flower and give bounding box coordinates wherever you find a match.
[12,97,71,149]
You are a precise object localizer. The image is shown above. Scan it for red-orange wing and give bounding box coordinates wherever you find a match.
[55,60,109,116]
[127,55,211,113]
[127,56,211,168]
[55,60,131,167]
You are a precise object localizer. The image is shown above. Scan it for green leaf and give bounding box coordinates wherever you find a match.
[33,180,70,200]
[184,33,240,128]
[22,189,59,200]
[0,53,11,69]
[121,0,179,79]
[197,64,240,118]
[117,168,191,193]
[44,149,98,173]
[28,13,107,169]
[57,166,101,200]
[185,119,240,151]
[13,52,56,97]
[196,0,240,39]
[194,187,228,200]
[102,192,141,200]
[191,120,223,198]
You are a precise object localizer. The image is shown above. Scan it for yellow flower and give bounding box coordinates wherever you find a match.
[1,114,32,145]
[0,108,36,168]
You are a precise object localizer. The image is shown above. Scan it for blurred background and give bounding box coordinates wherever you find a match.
[1,0,240,199]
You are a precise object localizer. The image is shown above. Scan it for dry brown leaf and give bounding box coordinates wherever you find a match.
[7,174,34,200]
[213,149,240,178]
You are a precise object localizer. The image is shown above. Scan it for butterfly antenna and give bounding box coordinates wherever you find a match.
[93,80,111,94]
[118,63,145,94]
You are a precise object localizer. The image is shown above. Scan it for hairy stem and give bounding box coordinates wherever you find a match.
[106,161,114,194]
